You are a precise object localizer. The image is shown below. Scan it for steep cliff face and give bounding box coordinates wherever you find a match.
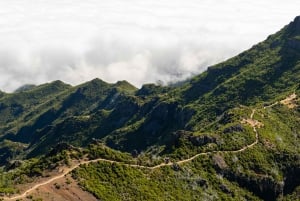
[287,16,300,35]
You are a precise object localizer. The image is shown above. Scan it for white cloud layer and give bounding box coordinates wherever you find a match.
[0,0,299,91]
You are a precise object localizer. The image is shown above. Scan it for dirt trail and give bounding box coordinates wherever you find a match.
[280,93,297,108]
[263,102,279,109]
[29,176,98,201]
[263,93,298,109]
[241,109,264,128]
[3,109,261,201]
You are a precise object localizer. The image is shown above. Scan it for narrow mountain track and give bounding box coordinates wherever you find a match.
[3,108,261,200]
[263,102,279,109]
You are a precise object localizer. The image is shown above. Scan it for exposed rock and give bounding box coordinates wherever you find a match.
[286,16,300,36]
[188,135,217,146]
[178,107,195,128]
[282,163,300,195]
[223,124,244,134]
[5,160,24,171]
[170,130,217,147]
[213,154,228,170]
[291,16,300,34]
[141,102,179,136]
[47,142,76,156]
[172,163,181,171]
[151,102,177,121]
[219,184,233,195]
[221,168,285,201]
[286,39,300,51]
[218,112,235,124]
[196,178,208,188]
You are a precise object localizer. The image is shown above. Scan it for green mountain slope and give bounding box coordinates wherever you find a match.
[0,16,300,201]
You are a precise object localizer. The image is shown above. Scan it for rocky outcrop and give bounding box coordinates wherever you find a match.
[171,130,217,146]
[5,160,24,171]
[286,38,300,51]
[291,16,300,34]
[287,16,300,36]
[221,170,283,201]
[223,124,244,134]
[188,135,217,146]
[285,16,300,50]
[47,142,78,156]
[217,153,300,201]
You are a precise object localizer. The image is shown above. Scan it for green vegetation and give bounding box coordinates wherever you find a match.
[87,143,134,163]
[73,157,260,201]
[0,16,300,201]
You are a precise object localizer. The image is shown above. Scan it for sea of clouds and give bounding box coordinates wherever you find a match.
[0,0,299,91]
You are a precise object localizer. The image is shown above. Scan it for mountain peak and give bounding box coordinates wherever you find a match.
[0,16,300,201]
[114,80,137,92]
[287,15,300,35]
[294,15,300,26]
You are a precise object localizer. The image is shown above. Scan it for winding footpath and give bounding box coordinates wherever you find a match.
[4,109,260,201]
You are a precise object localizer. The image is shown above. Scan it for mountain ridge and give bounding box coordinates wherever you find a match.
[0,16,299,201]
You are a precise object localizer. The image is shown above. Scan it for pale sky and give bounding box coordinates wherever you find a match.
[0,0,299,91]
